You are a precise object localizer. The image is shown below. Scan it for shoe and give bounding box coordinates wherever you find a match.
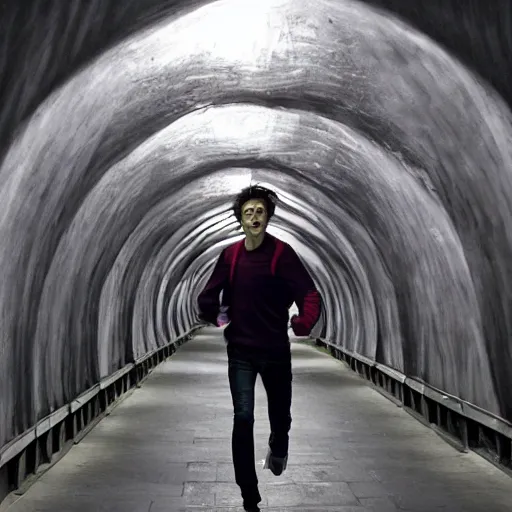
[243,503,261,512]
[264,447,288,476]
[242,487,261,511]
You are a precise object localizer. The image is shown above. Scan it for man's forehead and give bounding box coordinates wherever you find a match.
[242,199,266,210]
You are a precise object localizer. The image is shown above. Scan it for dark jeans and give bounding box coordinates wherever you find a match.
[227,343,292,498]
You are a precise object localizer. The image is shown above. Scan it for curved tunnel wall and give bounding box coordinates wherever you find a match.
[1,0,512,451]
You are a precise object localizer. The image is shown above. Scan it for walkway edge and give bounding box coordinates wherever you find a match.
[0,326,201,508]
[314,337,512,477]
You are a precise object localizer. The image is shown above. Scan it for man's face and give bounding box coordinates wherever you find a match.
[241,198,268,237]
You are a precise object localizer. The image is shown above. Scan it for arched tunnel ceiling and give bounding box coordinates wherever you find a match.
[0,0,512,451]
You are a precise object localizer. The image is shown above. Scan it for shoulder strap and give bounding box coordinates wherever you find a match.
[270,239,285,276]
[229,240,244,284]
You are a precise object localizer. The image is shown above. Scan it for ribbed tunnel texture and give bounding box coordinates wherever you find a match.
[0,0,512,452]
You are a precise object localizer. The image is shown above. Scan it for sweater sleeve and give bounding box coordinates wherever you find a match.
[197,249,229,325]
[278,244,322,336]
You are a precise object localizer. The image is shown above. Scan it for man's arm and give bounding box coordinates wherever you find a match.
[197,249,229,326]
[279,244,322,336]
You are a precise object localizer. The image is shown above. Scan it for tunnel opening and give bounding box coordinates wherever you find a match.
[1,0,512,505]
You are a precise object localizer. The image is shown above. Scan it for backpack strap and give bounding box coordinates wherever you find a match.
[270,239,285,276]
[229,240,244,285]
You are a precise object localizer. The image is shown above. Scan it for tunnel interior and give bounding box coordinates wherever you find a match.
[1,0,512,479]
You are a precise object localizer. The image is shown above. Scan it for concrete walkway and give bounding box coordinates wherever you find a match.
[4,327,512,511]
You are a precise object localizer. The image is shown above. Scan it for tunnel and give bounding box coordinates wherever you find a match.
[1,0,512,510]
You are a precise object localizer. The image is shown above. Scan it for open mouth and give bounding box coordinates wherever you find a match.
[252,222,261,228]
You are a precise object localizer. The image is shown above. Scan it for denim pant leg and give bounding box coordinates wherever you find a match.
[259,354,293,458]
[227,346,259,497]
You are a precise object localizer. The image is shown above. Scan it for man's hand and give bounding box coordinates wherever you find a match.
[217,317,229,327]
[290,315,310,337]
[216,307,230,328]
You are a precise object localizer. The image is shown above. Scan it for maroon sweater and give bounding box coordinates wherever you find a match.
[197,234,321,352]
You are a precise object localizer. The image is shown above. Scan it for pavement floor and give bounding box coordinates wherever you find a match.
[4,327,512,511]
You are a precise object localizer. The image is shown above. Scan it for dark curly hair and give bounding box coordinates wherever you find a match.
[233,185,278,223]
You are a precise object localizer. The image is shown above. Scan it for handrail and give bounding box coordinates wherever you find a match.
[316,337,512,444]
[0,326,200,468]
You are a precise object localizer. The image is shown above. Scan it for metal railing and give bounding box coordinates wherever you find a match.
[315,337,512,476]
[0,327,201,507]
